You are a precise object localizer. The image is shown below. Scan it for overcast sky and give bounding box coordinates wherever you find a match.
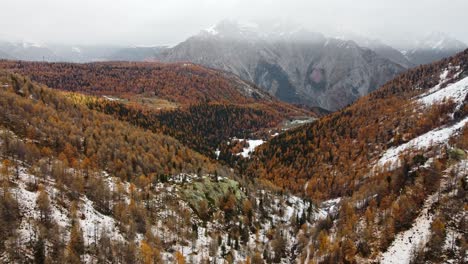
[1,0,467,46]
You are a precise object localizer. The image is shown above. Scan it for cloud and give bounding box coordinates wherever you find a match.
[1,0,467,46]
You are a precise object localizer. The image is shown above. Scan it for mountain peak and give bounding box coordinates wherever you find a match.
[201,20,260,39]
[417,31,467,51]
[201,19,325,43]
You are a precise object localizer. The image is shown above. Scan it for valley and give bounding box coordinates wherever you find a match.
[0,3,467,263]
[0,47,466,263]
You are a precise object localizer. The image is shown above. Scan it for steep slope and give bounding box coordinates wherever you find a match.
[154,21,405,111]
[0,50,466,264]
[0,71,321,263]
[249,49,468,199]
[349,35,414,68]
[0,71,219,179]
[245,49,468,263]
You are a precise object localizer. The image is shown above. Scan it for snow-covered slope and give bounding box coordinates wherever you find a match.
[379,193,436,264]
[377,116,468,168]
[380,158,468,264]
[376,72,468,169]
[418,75,468,110]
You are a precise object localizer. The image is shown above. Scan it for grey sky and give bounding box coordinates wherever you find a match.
[1,0,467,46]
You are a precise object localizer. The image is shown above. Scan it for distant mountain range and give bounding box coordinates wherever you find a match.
[0,42,168,63]
[0,22,465,110]
[401,32,468,65]
[153,21,406,110]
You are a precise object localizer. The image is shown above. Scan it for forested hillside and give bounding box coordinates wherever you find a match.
[0,50,466,263]
[0,60,312,161]
[245,49,468,262]
[249,49,468,199]
[0,72,222,180]
[0,71,320,263]
[0,60,304,108]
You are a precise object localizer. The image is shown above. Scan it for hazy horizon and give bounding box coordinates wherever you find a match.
[1,0,467,47]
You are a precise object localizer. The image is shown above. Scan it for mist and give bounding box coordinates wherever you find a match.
[1,0,467,47]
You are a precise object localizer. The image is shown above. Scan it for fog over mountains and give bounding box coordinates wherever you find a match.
[155,21,466,110]
[0,20,466,110]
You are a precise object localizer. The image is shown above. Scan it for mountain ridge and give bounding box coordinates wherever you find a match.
[154,21,407,111]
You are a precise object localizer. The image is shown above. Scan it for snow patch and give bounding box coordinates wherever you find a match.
[103,95,120,101]
[315,197,341,220]
[380,193,437,264]
[205,25,218,35]
[236,139,265,158]
[79,197,124,245]
[377,116,468,168]
[418,76,468,110]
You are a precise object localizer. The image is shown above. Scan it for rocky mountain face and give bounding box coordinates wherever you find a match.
[154,21,406,111]
[346,34,415,68]
[402,32,467,65]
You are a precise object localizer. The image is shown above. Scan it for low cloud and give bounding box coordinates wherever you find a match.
[1,0,467,46]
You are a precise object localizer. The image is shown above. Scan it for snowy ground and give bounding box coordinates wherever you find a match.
[377,116,468,168]
[235,139,265,158]
[102,95,121,101]
[3,162,125,252]
[418,75,468,110]
[379,193,437,264]
[314,197,342,220]
[379,160,467,264]
[80,197,124,246]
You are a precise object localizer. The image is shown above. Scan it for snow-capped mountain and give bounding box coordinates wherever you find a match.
[403,32,467,65]
[415,32,466,51]
[155,20,405,111]
[201,20,326,43]
[336,32,414,68]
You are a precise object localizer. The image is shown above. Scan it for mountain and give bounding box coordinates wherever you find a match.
[49,44,125,62]
[403,32,467,65]
[0,49,466,264]
[0,67,321,264]
[342,33,414,68]
[0,42,168,63]
[0,41,60,61]
[154,20,406,111]
[0,60,300,106]
[248,48,468,199]
[246,48,467,262]
[0,60,312,161]
[106,46,168,61]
